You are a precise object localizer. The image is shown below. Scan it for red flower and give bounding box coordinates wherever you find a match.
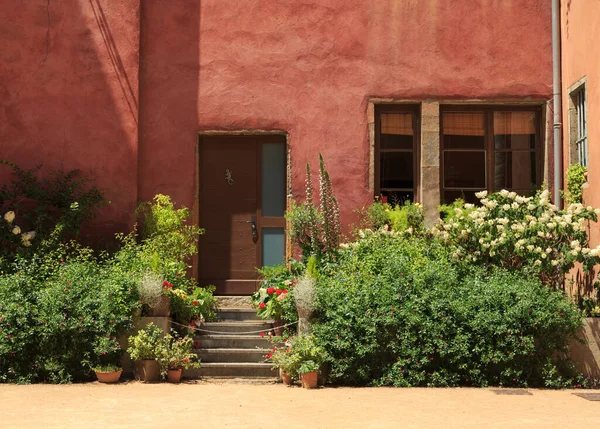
[282,289,288,294]
[162,281,169,286]
[260,332,265,338]
[194,341,200,347]
[265,353,273,359]
[183,358,189,363]
[259,302,265,309]
[275,289,283,296]
[192,301,199,306]
[267,287,276,295]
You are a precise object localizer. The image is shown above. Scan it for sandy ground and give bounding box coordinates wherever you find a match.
[1,381,599,428]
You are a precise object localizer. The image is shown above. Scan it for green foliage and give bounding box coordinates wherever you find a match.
[267,334,325,377]
[135,194,204,279]
[127,323,164,361]
[313,233,585,388]
[0,160,106,242]
[159,331,200,372]
[252,262,302,326]
[438,198,471,222]
[356,201,425,235]
[562,164,587,205]
[0,250,139,383]
[286,155,340,264]
[168,285,217,324]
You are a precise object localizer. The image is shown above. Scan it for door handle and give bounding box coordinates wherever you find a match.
[246,218,258,244]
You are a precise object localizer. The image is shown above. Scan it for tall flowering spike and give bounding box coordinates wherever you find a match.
[305,162,313,206]
[318,153,340,257]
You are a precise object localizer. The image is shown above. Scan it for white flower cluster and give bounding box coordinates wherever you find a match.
[435,189,600,278]
[3,211,37,247]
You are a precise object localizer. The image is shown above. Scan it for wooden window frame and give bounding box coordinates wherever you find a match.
[439,105,543,204]
[374,104,421,203]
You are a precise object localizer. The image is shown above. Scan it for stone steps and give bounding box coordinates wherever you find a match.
[188,299,279,379]
[196,348,270,363]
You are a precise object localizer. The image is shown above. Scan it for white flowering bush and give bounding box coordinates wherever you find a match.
[434,189,600,287]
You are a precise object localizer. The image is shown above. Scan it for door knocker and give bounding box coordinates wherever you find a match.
[225,169,234,185]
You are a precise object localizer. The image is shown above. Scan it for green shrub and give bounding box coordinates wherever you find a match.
[313,232,585,388]
[356,201,425,235]
[127,323,164,361]
[563,164,587,205]
[0,252,139,383]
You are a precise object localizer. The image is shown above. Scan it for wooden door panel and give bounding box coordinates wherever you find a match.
[199,136,259,295]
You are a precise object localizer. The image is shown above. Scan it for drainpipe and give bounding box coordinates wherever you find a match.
[552,0,563,207]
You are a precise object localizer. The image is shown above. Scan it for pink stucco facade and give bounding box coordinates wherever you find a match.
[1,1,553,240]
[561,0,600,250]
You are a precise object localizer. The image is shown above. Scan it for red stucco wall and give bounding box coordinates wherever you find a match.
[0,0,140,240]
[2,0,553,238]
[139,0,553,228]
[562,0,600,249]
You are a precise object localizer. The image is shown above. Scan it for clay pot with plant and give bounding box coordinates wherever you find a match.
[92,335,123,383]
[128,323,164,382]
[299,360,320,389]
[159,331,200,383]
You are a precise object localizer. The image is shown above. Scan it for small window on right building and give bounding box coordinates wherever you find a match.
[441,106,543,204]
[570,84,588,168]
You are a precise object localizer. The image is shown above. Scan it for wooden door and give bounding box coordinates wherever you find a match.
[198,135,286,295]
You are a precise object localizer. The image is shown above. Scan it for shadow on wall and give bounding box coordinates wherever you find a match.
[0,0,140,247]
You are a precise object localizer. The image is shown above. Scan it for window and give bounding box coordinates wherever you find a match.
[440,106,542,204]
[571,86,588,167]
[375,105,419,204]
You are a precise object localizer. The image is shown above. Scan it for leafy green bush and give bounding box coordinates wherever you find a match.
[0,251,139,383]
[128,323,164,361]
[313,232,586,388]
[267,334,325,377]
[0,160,106,243]
[356,201,425,235]
[563,164,587,205]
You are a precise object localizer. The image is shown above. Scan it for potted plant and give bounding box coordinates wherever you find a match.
[128,323,164,382]
[159,332,201,383]
[252,283,294,335]
[299,360,319,389]
[92,335,123,383]
[267,341,301,386]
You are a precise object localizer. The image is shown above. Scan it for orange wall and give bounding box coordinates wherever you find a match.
[561,0,600,250]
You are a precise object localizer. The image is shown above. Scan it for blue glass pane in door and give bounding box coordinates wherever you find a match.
[262,227,285,267]
[261,143,286,217]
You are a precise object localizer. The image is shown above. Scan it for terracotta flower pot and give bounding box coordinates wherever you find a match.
[273,319,284,336]
[167,368,183,383]
[301,371,318,389]
[95,369,122,383]
[133,360,160,383]
[280,369,293,386]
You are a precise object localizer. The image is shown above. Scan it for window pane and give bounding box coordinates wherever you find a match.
[443,112,485,149]
[494,112,536,149]
[443,151,486,188]
[380,152,414,189]
[261,143,286,217]
[380,190,414,205]
[494,151,537,191]
[261,227,285,267]
[443,190,482,205]
[381,113,413,149]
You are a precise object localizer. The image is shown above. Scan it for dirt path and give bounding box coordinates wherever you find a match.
[1,381,599,428]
